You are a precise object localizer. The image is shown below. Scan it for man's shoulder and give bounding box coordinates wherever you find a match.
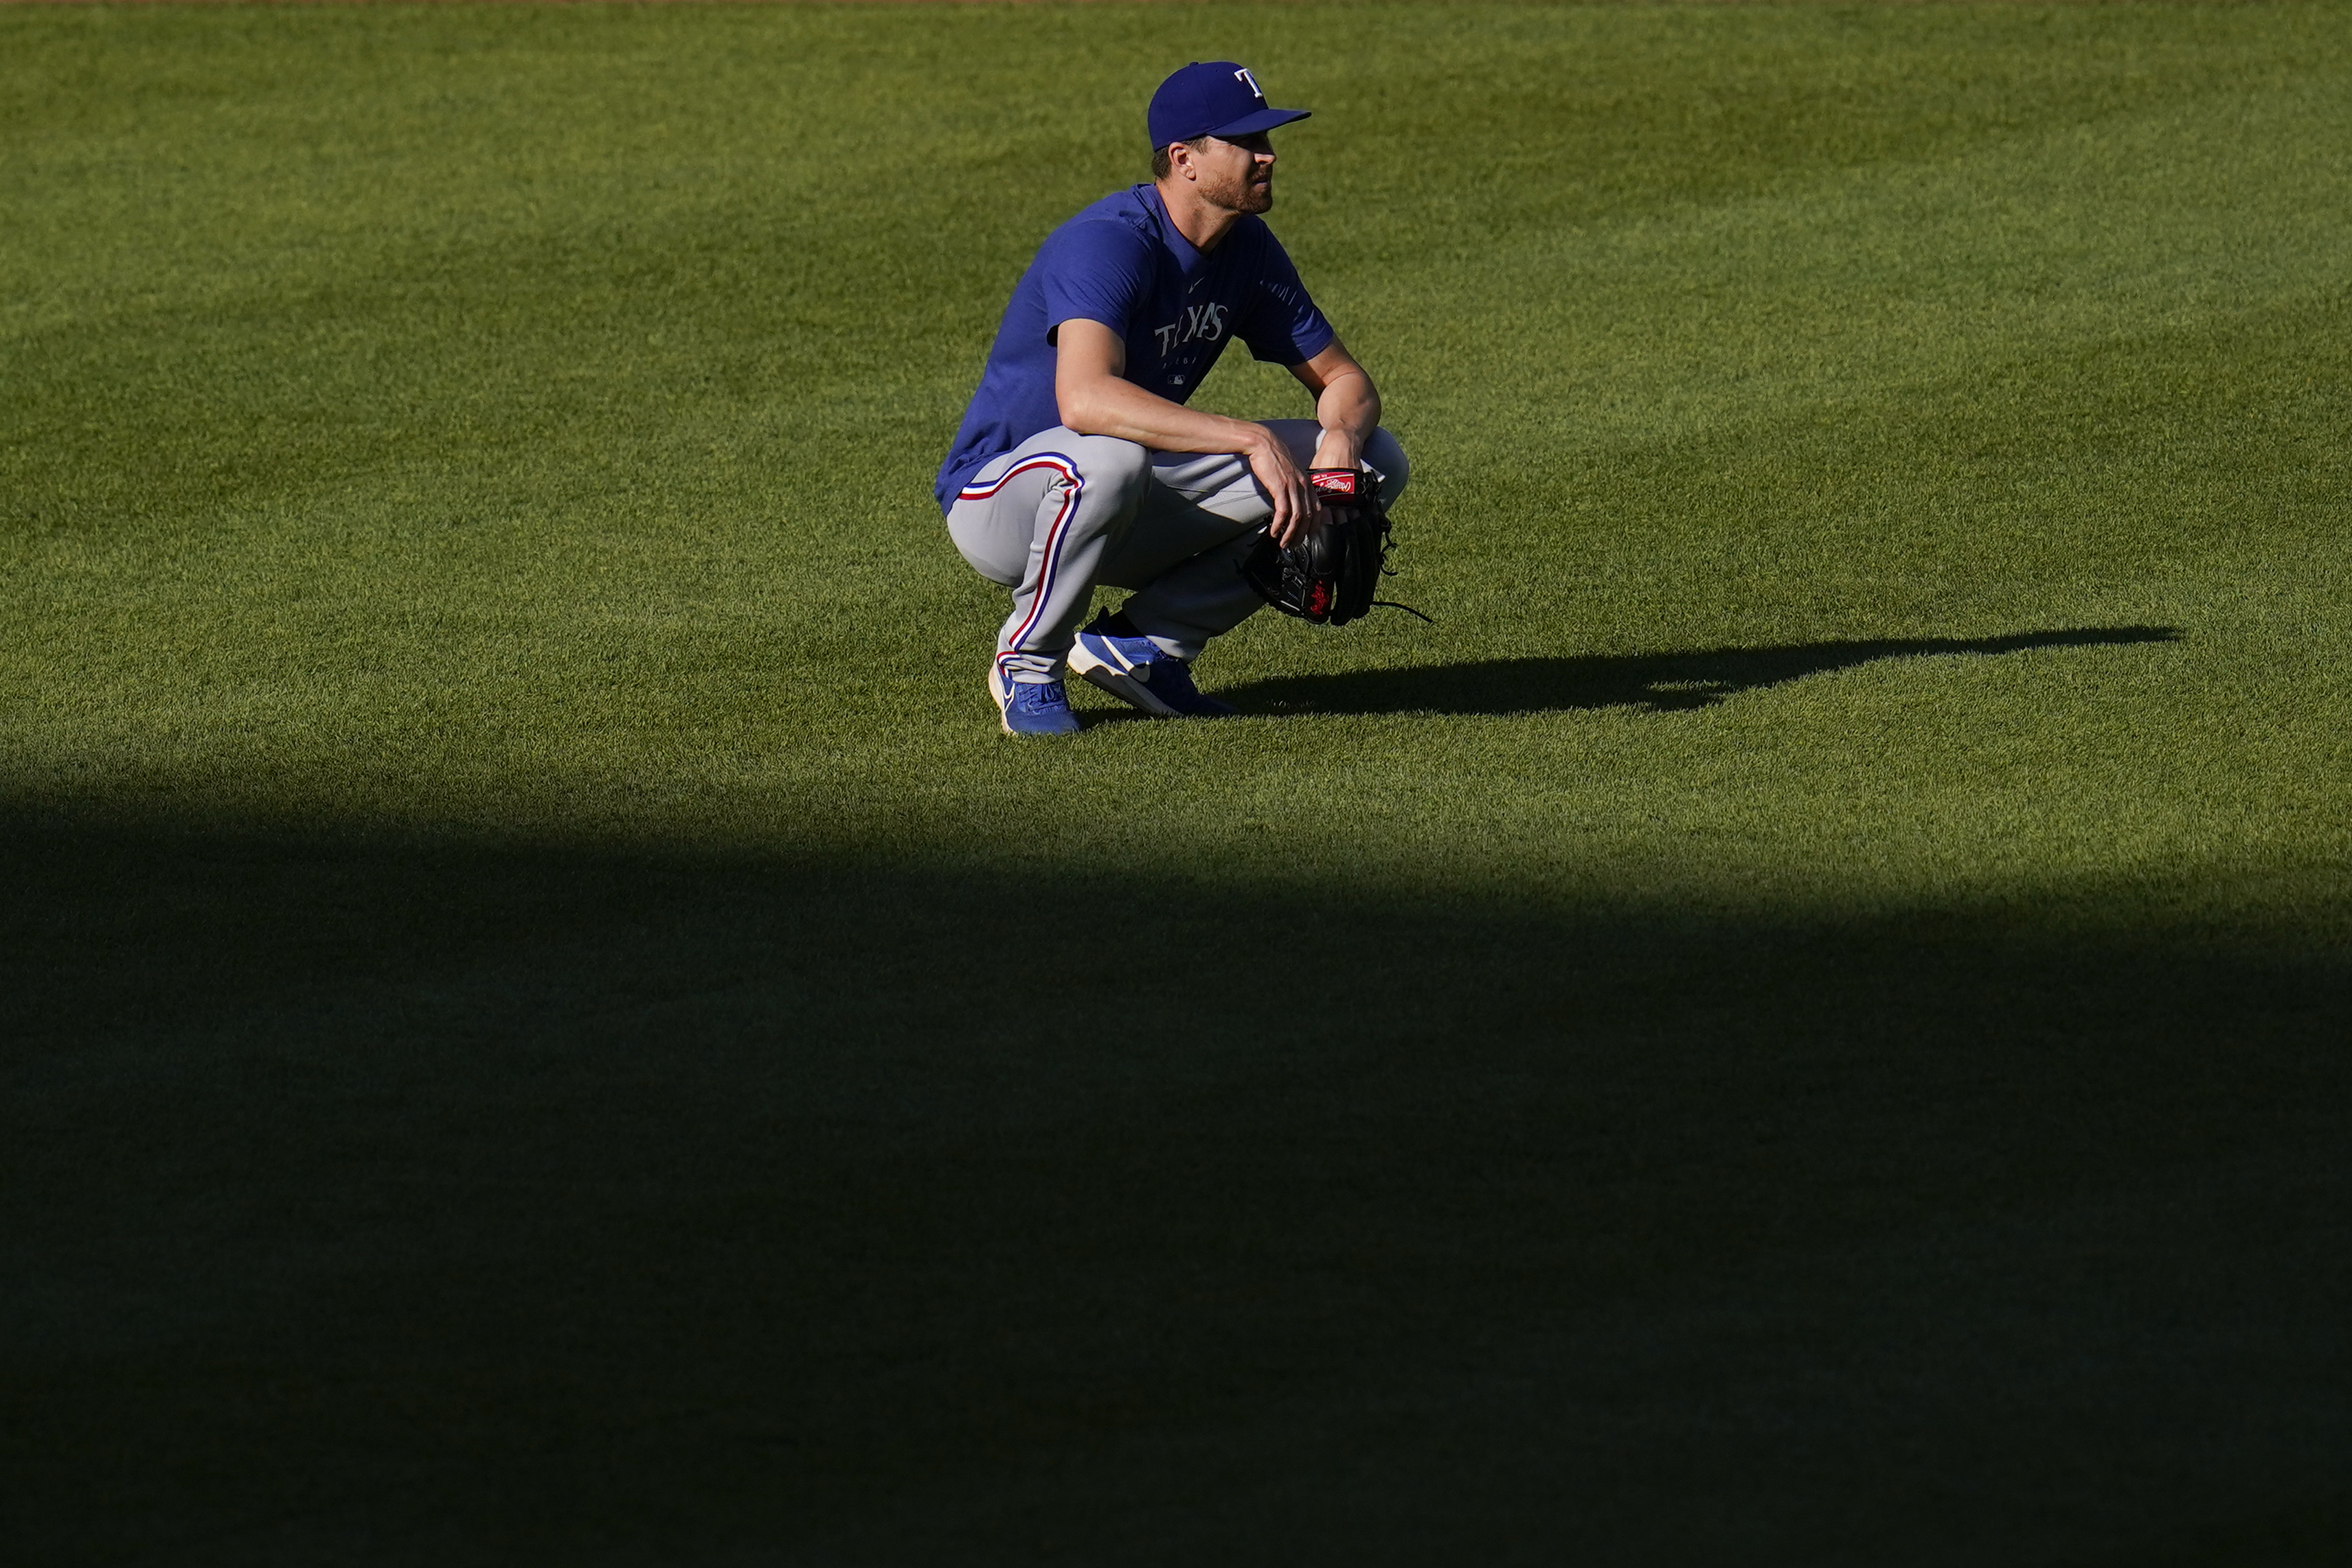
[1038,185,1163,259]
[1067,183,1161,231]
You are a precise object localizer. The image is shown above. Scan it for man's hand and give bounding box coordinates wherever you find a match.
[1247,427,1315,545]
[1293,429,1364,538]
[1309,426,1364,475]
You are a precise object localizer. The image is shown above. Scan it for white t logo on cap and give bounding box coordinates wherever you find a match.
[1232,67,1263,101]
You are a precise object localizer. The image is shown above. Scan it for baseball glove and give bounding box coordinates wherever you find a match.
[1243,467,1425,627]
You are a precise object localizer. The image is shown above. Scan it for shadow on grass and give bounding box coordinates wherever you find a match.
[2,797,2343,1563]
[1223,625,2184,716]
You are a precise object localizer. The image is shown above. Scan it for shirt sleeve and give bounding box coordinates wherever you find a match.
[1033,218,1157,341]
[1237,228,1335,366]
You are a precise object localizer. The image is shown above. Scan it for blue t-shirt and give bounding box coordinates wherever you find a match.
[935,184,1335,512]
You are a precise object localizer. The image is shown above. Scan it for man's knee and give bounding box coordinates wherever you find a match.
[1365,428,1410,507]
[1063,432,1152,503]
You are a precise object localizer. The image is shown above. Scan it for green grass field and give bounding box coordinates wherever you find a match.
[5,3,2349,1559]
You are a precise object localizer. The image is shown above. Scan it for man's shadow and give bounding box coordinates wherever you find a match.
[1220,626,2183,717]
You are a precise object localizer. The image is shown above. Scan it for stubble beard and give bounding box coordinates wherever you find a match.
[1207,165,1275,216]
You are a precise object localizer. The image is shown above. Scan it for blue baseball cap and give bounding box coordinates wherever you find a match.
[1147,61,1310,150]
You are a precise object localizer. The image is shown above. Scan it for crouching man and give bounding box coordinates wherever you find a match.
[936,60,1410,734]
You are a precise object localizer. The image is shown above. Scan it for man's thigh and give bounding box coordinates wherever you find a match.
[945,427,1146,587]
[1097,467,1260,591]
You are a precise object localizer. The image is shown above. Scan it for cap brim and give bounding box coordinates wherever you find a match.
[1206,106,1311,139]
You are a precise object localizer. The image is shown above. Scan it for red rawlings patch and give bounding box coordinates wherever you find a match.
[1309,469,1361,497]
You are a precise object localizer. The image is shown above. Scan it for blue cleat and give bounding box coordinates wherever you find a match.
[991,663,1081,736]
[1069,613,1236,719]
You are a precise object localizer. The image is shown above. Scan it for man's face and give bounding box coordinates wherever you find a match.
[1193,131,1276,214]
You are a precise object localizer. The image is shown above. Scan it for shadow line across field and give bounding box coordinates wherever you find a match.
[1,791,2344,1559]
[1222,625,2184,716]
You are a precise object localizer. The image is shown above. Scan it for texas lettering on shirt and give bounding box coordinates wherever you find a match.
[935,183,1334,512]
[1154,299,1230,367]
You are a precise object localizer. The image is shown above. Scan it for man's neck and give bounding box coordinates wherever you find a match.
[1153,179,1243,254]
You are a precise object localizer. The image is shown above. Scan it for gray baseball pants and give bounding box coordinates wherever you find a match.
[946,419,1410,681]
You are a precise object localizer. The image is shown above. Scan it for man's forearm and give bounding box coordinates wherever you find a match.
[1059,375,1274,458]
[1311,367,1381,469]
